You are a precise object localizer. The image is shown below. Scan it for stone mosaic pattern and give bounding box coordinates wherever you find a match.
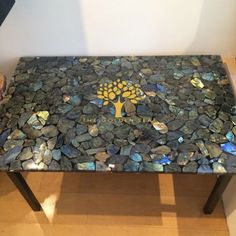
[0,56,236,173]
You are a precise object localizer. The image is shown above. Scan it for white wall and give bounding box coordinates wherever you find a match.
[0,0,236,78]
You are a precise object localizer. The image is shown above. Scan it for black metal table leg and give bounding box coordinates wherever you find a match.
[7,172,42,211]
[203,175,232,214]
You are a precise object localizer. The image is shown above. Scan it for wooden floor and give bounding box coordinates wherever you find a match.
[0,173,229,236]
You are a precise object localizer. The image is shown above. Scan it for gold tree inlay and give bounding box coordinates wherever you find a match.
[97,79,143,118]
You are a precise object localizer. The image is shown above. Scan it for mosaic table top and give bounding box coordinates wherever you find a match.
[0,56,236,173]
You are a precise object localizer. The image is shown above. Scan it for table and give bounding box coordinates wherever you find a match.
[0,56,235,213]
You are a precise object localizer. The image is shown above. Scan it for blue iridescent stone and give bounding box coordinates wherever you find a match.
[69,95,81,106]
[156,84,167,93]
[130,153,142,162]
[221,142,236,156]
[124,160,140,172]
[32,81,42,92]
[112,58,120,65]
[90,99,103,108]
[77,162,95,171]
[226,131,234,142]
[154,155,171,165]
[141,162,164,172]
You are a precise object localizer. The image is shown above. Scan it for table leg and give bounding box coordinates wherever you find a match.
[7,172,42,211]
[203,175,232,214]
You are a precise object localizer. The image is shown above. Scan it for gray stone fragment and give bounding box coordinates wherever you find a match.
[198,114,212,127]
[31,80,43,91]
[64,128,76,145]
[182,161,198,173]
[120,145,133,156]
[3,140,24,151]
[55,134,64,148]
[86,148,106,155]
[209,134,227,144]
[90,137,105,148]
[57,104,73,114]
[18,112,32,128]
[165,163,181,172]
[61,145,80,158]
[205,142,222,158]
[19,147,33,161]
[106,144,120,155]
[22,125,42,139]
[124,160,140,172]
[96,161,109,171]
[1,145,23,165]
[198,164,212,173]
[213,162,227,173]
[196,140,209,157]
[151,145,171,155]
[202,72,215,81]
[7,129,26,140]
[41,125,58,137]
[10,160,22,170]
[114,139,129,147]
[43,149,52,165]
[209,118,223,133]
[167,120,185,131]
[57,118,75,134]
[108,155,128,164]
[140,162,163,172]
[83,103,98,114]
[73,133,92,143]
[76,124,88,135]
[22,160,38,170]
[49,160,61,170]
[113,125,131,139]
[0,129,10,147]
[38,162,48,170]
[137,104,153,117]
[178,144,198,152]
[74,155,95,163]
[149,73,165,82]
[52,149,61,161]
[47,137,57,150]
[60,156,72,170]
[97,121,114,134]
[177,152,194,166]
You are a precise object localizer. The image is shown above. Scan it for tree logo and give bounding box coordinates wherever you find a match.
[97,79,144,118]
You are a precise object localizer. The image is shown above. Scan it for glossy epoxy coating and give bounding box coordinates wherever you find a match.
[0,56,235,173]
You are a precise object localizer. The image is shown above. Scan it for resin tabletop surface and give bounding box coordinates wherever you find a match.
[0,56,236,173]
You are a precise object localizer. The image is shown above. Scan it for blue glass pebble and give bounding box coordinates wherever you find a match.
[221,142,236,156]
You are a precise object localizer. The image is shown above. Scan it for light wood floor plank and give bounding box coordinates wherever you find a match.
[0,172,229,235]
